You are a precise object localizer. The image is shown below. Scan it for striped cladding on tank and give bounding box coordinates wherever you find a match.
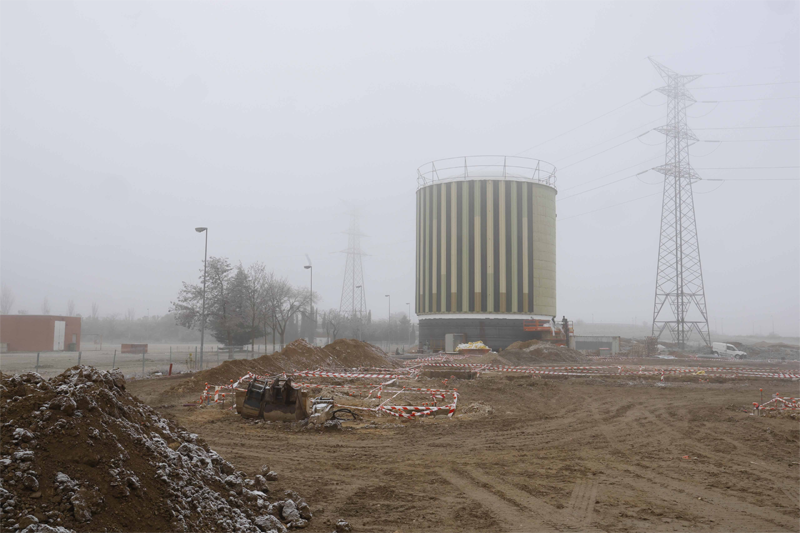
[415,179,556,317]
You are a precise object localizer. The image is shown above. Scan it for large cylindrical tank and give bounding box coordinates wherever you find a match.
[415,156,557,351]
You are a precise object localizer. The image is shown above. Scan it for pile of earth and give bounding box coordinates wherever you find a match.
[500,340,588,364]
[0,366,314,532]
[180,339,397,392]
[732,341,800,361]
[322,338,396,368]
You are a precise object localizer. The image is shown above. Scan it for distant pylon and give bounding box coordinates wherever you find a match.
[649,58,711,348]
[339,212,367,318]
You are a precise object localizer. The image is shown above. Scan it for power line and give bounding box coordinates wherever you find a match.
[559,156,662,192]
[515,93,650,156]
[701,139,800,142]
[560,133,654,170]
[691,81,800,89]
[559,192,661,221]
[555,117,663,163]
[695,166,799,169]
[700,96,800,103]
[694,125,799,130]
[557,171,648,202]
[704,178,800,181]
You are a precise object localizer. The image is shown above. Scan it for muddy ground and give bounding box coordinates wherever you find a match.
[129,361,800,533]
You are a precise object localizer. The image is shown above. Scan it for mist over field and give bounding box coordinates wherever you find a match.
[1,1,798,341]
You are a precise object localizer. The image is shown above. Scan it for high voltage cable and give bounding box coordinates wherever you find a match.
[557,171,648,202]
[700,96,800,103]
[558,176,798,221]
[560,166,798,202]
[559,156,662,192]
[703,178,800,181]
[515,93,650,156]
[559,192,661,221]
[560,134,654,171]
[555,117,663,163]
[695,166,800,169]
[702,139,800,142]
[693,125,799,130]
[691,81,800,89]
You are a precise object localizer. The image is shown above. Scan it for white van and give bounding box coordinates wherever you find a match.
[712,342,747,359]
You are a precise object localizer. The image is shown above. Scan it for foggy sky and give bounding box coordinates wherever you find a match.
[2,1,798,337]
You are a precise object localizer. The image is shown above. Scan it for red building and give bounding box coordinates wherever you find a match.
[0,315,81,352]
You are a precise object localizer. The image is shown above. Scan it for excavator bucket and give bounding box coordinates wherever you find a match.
[237,376,308,421]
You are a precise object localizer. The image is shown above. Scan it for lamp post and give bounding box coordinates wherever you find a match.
[356,285,363,341]
[406,302,412,349]
[385,295,390,319]
[195,227,208,370]
[304,263,313,345]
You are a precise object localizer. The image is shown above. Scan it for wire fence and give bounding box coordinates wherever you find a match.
[1,344,277,379]
[1,341,415,379]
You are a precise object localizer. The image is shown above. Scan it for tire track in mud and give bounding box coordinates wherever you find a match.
[587,402,797,531]
[780,486,799,510]
[636,405,793,480]
[566,477,600,528]
[611,465,800,533]
[439,469,558,533]
[459,466,605,532]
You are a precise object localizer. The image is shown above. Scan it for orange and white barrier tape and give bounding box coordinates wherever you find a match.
[753,393,800,413]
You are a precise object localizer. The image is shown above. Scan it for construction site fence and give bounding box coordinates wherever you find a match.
[0,344,286,380]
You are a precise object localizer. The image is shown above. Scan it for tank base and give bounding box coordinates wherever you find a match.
[419,317,552,352]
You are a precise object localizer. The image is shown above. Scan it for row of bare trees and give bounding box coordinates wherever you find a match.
[170,258,315,350]
[1,285,15,315]
[0,286,80,317]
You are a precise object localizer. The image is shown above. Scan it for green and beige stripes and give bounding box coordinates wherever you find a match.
[415,179,556,316]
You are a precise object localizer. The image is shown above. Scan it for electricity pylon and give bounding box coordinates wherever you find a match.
[650,58,711,348]
[339,212,367,319]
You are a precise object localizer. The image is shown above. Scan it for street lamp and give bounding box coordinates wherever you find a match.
[385,294,390,319]
[356,285,364,341]
[304,263,313,345]
[406,302,412,350]
[195,227,208,370]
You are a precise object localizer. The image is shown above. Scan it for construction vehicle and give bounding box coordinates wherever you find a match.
[522,318,574,345]
[236,376,309,421]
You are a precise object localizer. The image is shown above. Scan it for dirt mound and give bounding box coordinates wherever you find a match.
[500,343,588,364]
[181,339,396,392]
[0,366,313,532]
[322,339,397,368]
[505,339,542,351]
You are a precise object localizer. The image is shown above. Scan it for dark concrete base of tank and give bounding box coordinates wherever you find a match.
[419,317,547,352]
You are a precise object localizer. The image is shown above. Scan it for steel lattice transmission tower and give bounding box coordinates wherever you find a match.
[339,212,367,318]
[650,58,710,348]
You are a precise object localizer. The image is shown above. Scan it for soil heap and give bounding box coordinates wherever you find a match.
[501,340,588,364]
[322,338,396,368]
[1,366,313,532]
[183,339,397,391]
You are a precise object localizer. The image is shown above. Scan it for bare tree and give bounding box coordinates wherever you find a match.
[323,309,346,343]
[266,276,309,349]
[241,262,269,354]
[67,299,76,317]
[1,285,15,315]
[125,307,135,322]
[91,302,99,320]
[41,297,51,315]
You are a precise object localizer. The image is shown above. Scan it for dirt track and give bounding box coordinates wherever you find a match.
[129,364,800,532]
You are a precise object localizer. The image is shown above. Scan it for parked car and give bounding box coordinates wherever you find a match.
[712,342,747,359]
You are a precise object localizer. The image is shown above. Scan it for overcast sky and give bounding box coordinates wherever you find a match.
[2,1,798,337]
